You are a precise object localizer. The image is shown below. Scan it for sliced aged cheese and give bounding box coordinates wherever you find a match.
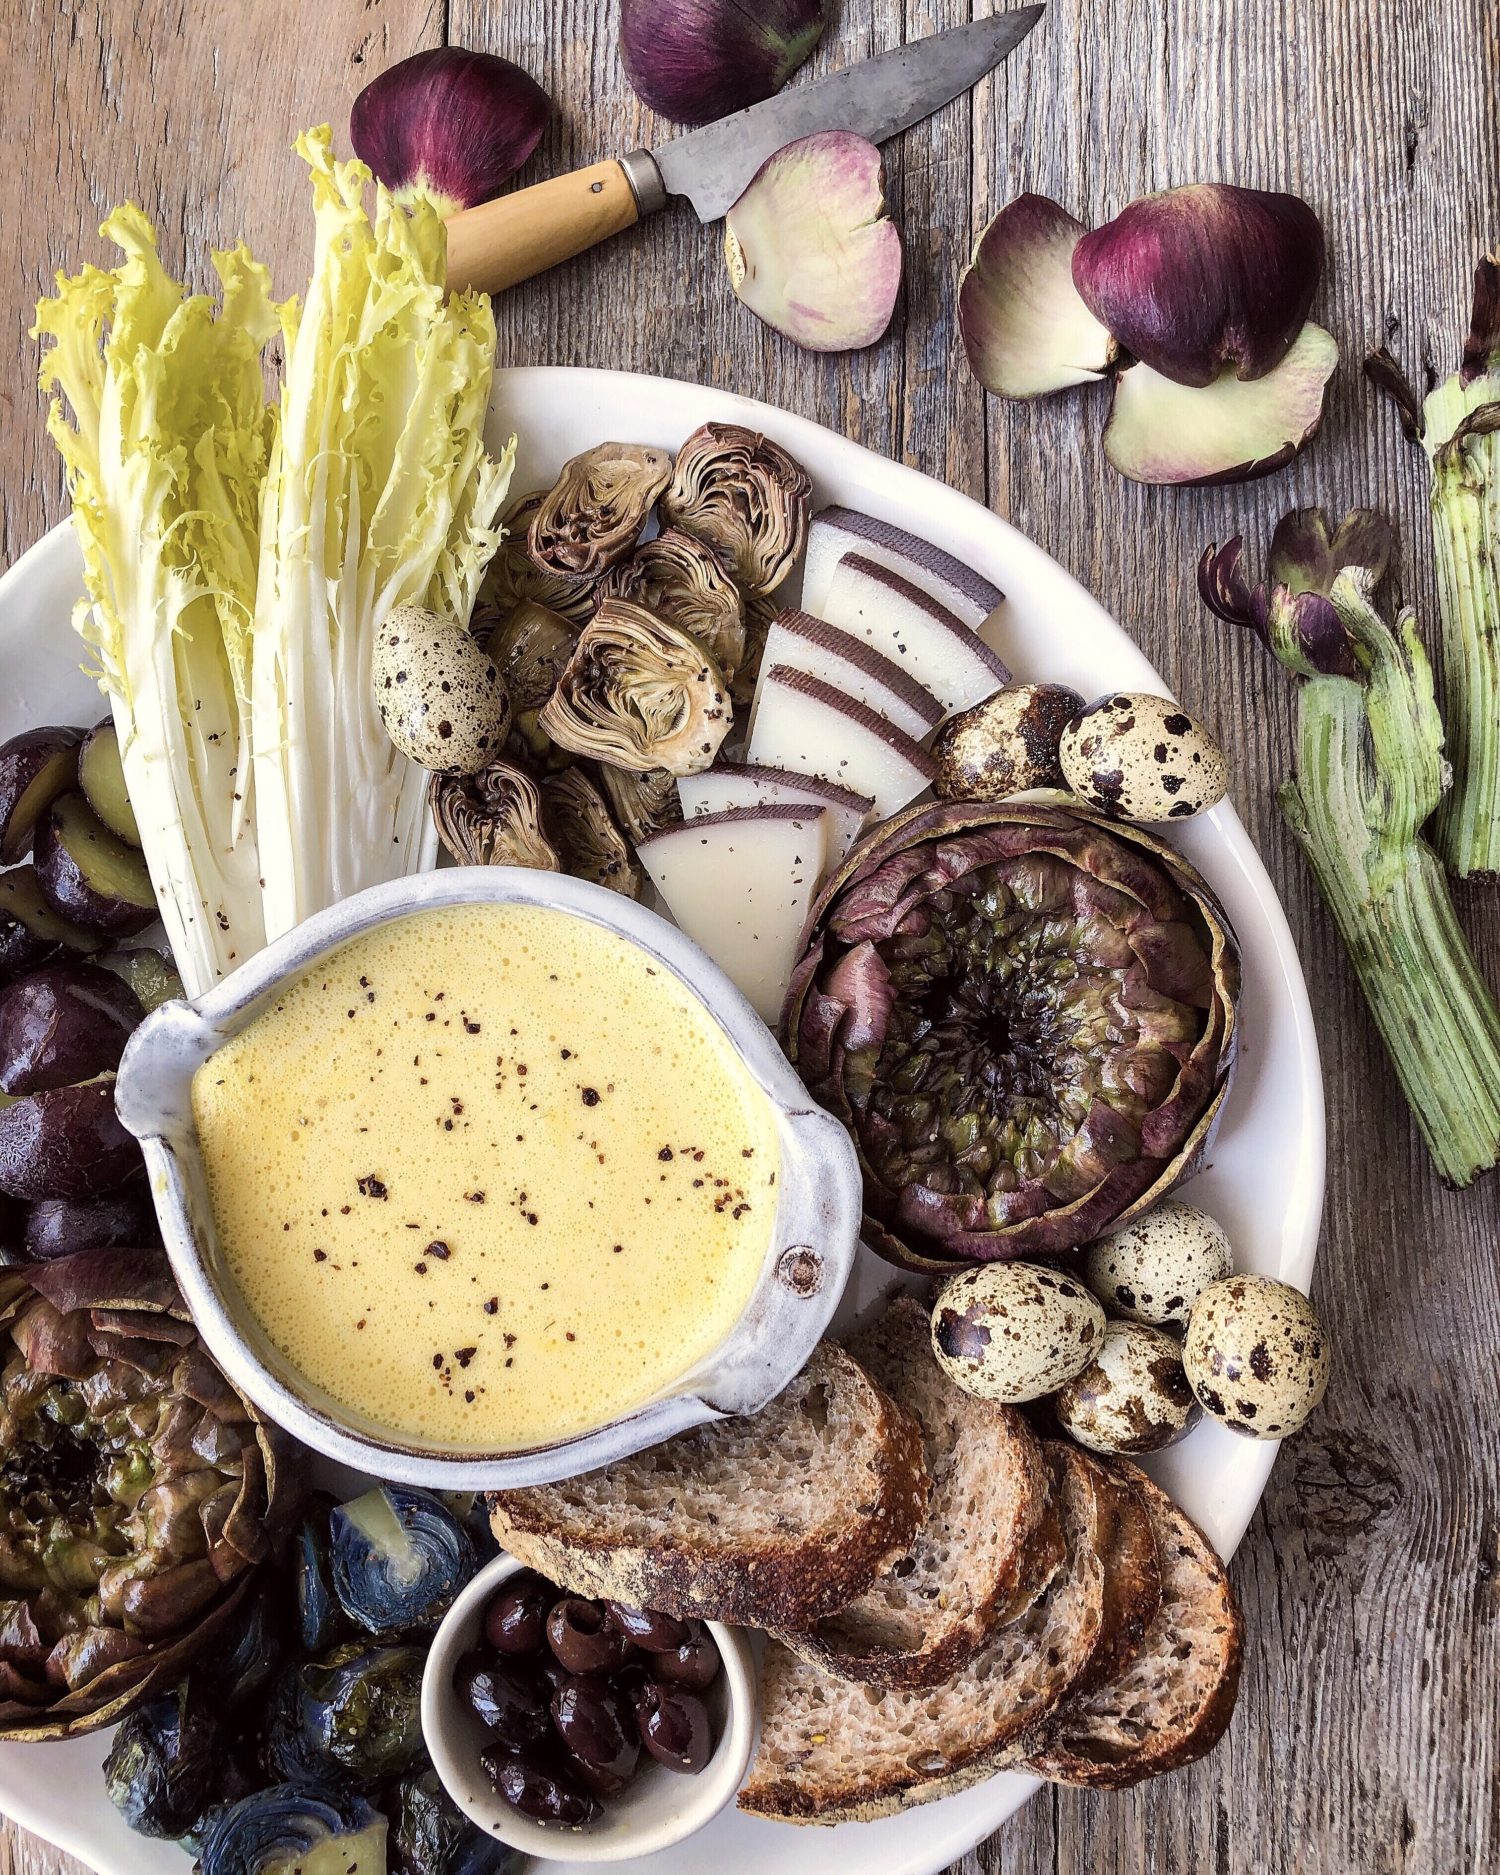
[803,505,1005,633]
[678,764,872,865]
[749,609,944,743]
[821,554,1011,715]
[638,805,829,1025]
[747,667,937,820]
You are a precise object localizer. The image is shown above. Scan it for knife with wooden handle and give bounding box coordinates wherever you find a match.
[442,8,1044,297]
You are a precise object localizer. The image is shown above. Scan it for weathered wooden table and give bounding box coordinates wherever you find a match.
[2,2,1497,1871]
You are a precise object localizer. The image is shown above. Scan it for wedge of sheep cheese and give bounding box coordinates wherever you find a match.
[802,505,1005,634]
[747,666,937,819]
[638,805,830,1025]
[820,554,1011,715]
[677,764,873,865]
[749,609,944,743]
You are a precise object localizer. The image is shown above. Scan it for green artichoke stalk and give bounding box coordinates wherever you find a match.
[1367,254,1500,878]
[1201,508,1500,1186]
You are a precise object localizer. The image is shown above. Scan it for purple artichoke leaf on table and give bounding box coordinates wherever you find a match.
[785,800,1240,1271]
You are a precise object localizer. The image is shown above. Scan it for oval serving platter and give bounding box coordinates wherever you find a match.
[0,366,1324,1875]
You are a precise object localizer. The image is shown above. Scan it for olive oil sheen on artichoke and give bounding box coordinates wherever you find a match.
[191,903,780,1450]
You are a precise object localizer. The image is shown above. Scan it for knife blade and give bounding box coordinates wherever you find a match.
[443,6,1044,296]
[644,8,1045,223]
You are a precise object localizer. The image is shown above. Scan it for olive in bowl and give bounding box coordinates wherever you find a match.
[422,1552,756,1862]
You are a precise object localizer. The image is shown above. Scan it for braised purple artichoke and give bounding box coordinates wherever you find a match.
[0,1248,299,1739]
[785,799,1240,1270]
[658,422,812,593]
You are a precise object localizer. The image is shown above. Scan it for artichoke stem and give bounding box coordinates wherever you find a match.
[1422,373,1500,878]
[1283,667,1500,1186]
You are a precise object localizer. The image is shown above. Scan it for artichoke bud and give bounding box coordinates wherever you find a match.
[528,442,674,579]
[538,599,733,777]
[543,769,645,899]
[429,762,562,872]
[480,492,600,627]
[599,528,747,682]
[599,763,683,845]
[659,421,813,593]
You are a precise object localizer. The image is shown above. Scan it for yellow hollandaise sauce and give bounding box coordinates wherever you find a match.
[191,902,780,1451]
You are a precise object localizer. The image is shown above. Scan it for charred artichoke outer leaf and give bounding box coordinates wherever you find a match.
[528,442,674,579]
[478,492,599,628]
[785,798,1239,1271]
[0,1249,301,1740]
[599,763,683,844]
[659,422,813,593]
[538,599,733,776]
[543,769,645,899]
[429,764,563,871]
[200,1782,388,1875]
[600,528,748,682]
[104,1675,224,1839]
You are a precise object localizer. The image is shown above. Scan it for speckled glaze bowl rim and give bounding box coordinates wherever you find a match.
[114,865,862,1489]
[421,1552,758,1862]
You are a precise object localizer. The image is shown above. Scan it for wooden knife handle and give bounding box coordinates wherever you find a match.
[444,160,647,296]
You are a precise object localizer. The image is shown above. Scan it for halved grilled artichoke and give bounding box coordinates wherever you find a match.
[0,1248,299,1739]
[658,421,812,593]
[484,599,579,767]
[538,599,733,776]
[429,762,562,871]
[599,529,748,683]
[543,769,644,898]
[599,764,683,845]
[785,798,1240,1270]
[528,443,674,579]
[478,492,599,627]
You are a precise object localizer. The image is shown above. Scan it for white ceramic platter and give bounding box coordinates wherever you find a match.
[0,366,1324,1875]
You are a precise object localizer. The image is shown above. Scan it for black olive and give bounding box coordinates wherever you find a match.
[536,1654,570,1697]
[550,1673,640,1782]
[452,1651,549,1749]
[649,1627,721,1691]
[604,1600,691,1651]
[484,1570,555,1656]
[636,1683,713,1773]
[482,1742,602,1827]
[613,1661,655,1716]
[546,1597,633,1674]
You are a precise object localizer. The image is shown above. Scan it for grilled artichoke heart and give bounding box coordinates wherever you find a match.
[485,599,580,766]
[479,492,599,627]
[429,762,562,871]
[528,442,674,579]
[786,798,1240,1270]
[599,528,748,683]
[599,764,683,844]
[659,421,812,593]
[543,769,644,898]
[538,599,733,776]
[0,1248,297,1739]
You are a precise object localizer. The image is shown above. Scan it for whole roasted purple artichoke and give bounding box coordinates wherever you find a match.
[0,1248,301,1739]
[785,799,1240,1270]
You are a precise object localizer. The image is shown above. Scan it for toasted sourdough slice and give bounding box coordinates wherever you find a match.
[489,1343,929,1628]
[1075,1460,1163,1694]
[775,1295,1050,1688]
[1023,1462,1243,1787]
[739,1441,1111,1824]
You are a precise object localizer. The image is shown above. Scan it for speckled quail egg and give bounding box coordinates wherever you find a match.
[1182,1275,1329,1440]
[1052,1320,1202,1454]
[930,1261,1106,1404]
[932,683,1085,802]
[1059,692,1228,823]
[1080,1201,1234,1331]
[373,603,513,776]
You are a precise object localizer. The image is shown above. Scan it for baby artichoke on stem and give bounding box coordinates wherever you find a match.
[1200,509,1500,1186]
[1367,253,1500,879]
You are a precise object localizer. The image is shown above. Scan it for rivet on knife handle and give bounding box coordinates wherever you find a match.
[444,156,663,296]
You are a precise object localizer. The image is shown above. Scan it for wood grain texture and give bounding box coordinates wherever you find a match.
[2,2,1498,1874]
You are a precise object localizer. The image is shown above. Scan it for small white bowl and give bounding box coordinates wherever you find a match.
[423,1553,758,1863]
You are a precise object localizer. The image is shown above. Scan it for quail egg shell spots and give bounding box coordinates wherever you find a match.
[1183,1274,1329,1440]
[1059,692,1228,823]
[373,603,512,776]
[1080,1201,1233,1330]
[1053,1320,1201,1454]
[930,1261,1106,1404]
[932,683,1085,802]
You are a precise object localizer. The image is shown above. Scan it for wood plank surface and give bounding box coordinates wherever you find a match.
[2,3,1498,1874]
